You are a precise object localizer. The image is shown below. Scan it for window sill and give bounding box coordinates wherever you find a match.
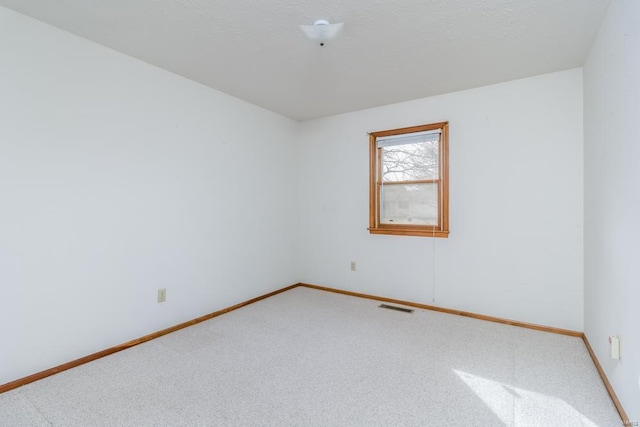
[368,227,449,238]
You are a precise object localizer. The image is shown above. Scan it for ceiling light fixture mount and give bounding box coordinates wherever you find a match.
[299,19,344,46]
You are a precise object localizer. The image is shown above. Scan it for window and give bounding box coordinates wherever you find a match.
[369,122,449,238]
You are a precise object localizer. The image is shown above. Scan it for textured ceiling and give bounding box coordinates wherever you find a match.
[0,0,611,121]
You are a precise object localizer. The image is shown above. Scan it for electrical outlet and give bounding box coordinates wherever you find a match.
[350,261,356,271]
[157,288,167,303]
[609,336,620,359]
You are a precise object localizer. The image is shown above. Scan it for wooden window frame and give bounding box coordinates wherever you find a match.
[368,122,449,238]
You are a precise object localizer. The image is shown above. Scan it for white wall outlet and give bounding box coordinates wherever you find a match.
[350,261,356,271]
[608,335,620,359]
[157,288,167,303]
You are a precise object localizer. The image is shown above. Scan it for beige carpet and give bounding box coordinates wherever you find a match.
[0,287,621,426]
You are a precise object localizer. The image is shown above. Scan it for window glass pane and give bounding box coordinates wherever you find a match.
[381,140,438,182]
[380,183,438,225]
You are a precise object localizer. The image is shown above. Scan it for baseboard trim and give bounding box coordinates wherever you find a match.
[582,335,629,423]
[299,283,582,337]
[0,283,299,395]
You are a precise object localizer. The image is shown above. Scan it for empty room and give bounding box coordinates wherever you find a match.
[0,0,638,425]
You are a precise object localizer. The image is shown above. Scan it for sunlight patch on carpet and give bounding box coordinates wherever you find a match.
[453,369,598,426]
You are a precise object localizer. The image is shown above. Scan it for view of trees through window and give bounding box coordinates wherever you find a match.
[381,140,439,182]
[380,140,439,225]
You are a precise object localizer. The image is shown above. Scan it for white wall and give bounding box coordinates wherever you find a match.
[0,7,299,386]
[584,0,640,419]
[299,69,584,331]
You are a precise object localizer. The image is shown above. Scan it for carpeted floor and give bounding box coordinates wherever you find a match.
[0,287,621,426]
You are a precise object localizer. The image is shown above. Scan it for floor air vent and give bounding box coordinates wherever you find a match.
[379,304,414,313]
